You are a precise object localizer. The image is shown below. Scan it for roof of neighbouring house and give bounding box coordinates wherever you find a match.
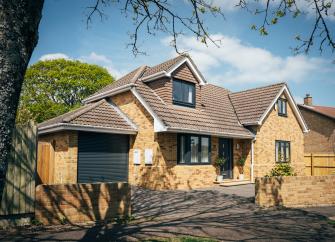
[38,99,137,134]
[229,82,286,125]
[298,104,335,120]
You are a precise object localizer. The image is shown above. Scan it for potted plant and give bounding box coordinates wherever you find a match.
[214,156,226,182]
[237,156,246,180]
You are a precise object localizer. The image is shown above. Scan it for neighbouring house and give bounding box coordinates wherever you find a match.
[298,94,335,153]
[37,55,309,190]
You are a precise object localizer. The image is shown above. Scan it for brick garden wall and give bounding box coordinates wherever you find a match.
[255,175,335,207]
[35,182,130,225]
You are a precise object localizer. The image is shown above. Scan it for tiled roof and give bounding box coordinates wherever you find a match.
[135,81,254,138]
[84,66,147,101]
[229,83,286,124]
[38,99,137,132]
[298,104,335,120]
[142,55,186,78]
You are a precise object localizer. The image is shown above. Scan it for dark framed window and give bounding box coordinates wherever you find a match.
[173,79,195,107]
[277,98,287,116]
[275,140,290,162]
[177,134,211,164]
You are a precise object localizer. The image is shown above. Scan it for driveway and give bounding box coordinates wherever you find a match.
[1,185,335,241]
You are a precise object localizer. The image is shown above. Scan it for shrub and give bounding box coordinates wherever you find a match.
[267,163,296,177]
[237,156,246,174]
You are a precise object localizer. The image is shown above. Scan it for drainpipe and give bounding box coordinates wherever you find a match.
[251,138,256,183]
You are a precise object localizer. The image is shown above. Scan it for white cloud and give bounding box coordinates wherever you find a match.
[39,53,70,61]
[294,95,304,104]
[163,34,334,85]
[39,52,125,78]
[79,52,125,78]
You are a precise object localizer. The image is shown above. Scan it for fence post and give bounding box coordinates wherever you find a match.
[311,153,314,176]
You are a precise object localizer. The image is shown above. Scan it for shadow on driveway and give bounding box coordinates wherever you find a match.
[1,186,335,241]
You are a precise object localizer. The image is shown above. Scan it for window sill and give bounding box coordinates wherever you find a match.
[177,162,212,166]
[173,100,195,108]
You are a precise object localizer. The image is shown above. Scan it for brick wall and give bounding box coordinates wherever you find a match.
[253,94,305,178]
[255,175,335,207]
[300,108,335,153]
[35,182,130,225]
[38,131,78,184]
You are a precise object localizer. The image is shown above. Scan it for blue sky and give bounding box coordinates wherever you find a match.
[31,0,335,106]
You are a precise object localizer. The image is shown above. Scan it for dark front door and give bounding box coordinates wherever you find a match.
[218,138,233,179]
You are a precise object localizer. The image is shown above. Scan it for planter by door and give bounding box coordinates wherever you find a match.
[219,138,233,179]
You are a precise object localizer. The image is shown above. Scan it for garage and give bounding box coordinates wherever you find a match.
[77,131,129,183]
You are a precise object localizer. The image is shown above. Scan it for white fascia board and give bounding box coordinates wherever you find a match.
[38,123,137,135]
[140,71,167,82]
[167,58,206,86]
[140,58,206,86]
[258,85,309,133]
[83,84,134,103]
[166,127,254,139]
[130,88,168,132]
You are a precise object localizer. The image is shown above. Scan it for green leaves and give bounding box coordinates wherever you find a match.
[16,59,114,124]
[259,26,268,36]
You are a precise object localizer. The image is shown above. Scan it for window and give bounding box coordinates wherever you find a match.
[177,134,211,164]
[173,79,195,107]
[277,98,287,116]
[275,141,290,162]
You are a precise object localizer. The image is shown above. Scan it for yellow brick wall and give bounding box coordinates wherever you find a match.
[35,182,130,224]
[253,95,305,178]
[255,175,335,207]
[38,131,78,184]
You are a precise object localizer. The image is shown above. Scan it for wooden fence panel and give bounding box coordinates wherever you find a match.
[0,123,37,215]
[305,153,335,176]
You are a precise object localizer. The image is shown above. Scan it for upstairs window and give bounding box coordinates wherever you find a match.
[275,140,290,162]
[173,79,195,107]
[277,98,287,116]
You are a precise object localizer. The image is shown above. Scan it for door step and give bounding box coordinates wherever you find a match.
[214,180,252,187]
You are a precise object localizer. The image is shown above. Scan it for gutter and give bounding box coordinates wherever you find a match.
[166,127,255,139]
[83,83,135,103]
[38,123,138,135]
[140,71,168,82]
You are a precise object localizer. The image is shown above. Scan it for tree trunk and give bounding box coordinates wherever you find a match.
[0,0,44,194]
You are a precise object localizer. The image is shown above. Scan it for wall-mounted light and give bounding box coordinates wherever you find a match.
[236,143,240,150]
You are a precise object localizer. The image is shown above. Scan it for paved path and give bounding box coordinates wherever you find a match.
[1,186,335,241]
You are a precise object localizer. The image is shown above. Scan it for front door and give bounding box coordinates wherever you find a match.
[218,138,233,179]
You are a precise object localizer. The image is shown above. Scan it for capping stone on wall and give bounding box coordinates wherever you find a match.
[255,175,335,208]
[35,182,131,225]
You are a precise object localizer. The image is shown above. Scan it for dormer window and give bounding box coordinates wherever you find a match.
[277,98,287,116]
[173,79,195,107]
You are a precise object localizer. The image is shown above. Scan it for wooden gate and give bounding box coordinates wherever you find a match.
[37,142,55,184]
[0,123,37,215]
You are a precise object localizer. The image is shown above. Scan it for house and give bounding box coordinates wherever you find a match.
[298,94,335,153]
[37,55,309,190]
